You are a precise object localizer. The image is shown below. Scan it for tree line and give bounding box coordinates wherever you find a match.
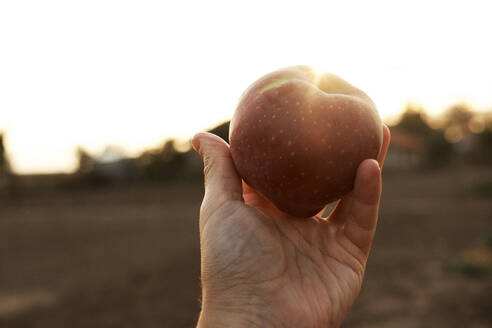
[0,103,491,190]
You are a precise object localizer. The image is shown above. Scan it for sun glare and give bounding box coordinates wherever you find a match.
[1,0,491,174]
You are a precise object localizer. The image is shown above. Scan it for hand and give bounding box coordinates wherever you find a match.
[193,125,391,328]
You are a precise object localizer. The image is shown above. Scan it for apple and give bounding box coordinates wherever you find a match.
[229,66,383,218]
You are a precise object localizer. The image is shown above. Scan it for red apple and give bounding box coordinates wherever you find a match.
[229,66,383,218]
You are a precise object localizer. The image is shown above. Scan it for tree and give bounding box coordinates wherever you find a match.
[394,105,453,168]
[208,121,230,143]
[135,139,184,181]
[77,147,94,174]
[442,103,475,141]
[396,105,433,136]
[0,134,20,198]
[477,127,492,164]
[0,134,11,175]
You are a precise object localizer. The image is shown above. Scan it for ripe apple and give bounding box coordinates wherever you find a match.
[229,66,383,218]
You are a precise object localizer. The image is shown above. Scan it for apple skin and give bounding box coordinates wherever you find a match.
[229,66,382,218]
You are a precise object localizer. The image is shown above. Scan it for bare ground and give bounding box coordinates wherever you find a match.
[0,167,491,327]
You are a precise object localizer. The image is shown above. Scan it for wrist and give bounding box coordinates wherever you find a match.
[197,288,277,328]
[197,307,262,328]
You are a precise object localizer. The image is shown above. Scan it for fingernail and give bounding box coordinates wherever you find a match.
[371,158,380,170]
[191,134,201,153]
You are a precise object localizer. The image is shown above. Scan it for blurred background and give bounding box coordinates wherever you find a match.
[1,0,491,327]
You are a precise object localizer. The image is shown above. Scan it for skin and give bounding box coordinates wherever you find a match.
[193,124,390,328]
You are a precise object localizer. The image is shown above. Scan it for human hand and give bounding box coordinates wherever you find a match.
[193,125,390,328]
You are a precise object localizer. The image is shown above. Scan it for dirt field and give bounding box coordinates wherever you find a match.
[1,167,491,327]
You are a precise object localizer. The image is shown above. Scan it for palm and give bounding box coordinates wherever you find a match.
[201,186,369,327]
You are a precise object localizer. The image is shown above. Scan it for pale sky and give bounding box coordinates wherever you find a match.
[1,0,491,174]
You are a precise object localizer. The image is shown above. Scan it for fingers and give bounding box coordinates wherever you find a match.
[378,124,391,168]
[340,159,382,255]
[192,132,243,220]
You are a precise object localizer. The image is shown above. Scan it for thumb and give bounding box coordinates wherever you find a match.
[192,132,243,217]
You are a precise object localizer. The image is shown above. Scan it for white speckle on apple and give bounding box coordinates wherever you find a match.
[296,101,300,106]
[290,151,295,156]
[336,132,341,136]
[272,114,276,119]
[288,140,292,146]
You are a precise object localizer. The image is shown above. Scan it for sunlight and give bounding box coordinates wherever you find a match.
[0,0,491,173]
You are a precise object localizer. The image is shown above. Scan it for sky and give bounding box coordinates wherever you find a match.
[1,0,491,174]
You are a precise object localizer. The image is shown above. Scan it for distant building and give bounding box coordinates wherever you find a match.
[385,128,426,170]
[454,133,487,164]
[91,146,137,183]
